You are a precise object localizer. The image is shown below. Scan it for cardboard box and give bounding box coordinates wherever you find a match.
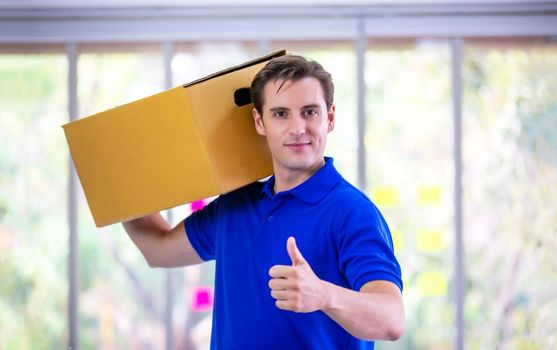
[63,50,285,227]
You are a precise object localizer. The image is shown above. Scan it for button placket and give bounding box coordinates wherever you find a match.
[255,193,285,245]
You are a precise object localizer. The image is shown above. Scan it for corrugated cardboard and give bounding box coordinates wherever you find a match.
[63,50,285,227]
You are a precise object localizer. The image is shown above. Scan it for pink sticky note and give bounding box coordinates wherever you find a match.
[191,286,214,312]
[190,199,206,213]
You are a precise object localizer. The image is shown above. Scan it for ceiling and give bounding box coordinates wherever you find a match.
[1,0,556,9]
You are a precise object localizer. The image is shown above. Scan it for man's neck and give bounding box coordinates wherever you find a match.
[272,159,325,193]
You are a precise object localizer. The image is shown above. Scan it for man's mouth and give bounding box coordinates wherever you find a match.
[284,141,311,150]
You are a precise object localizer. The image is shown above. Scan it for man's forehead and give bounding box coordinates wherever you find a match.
[263,77,324,99]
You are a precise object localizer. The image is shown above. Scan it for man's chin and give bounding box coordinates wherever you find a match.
[278,157,323,173]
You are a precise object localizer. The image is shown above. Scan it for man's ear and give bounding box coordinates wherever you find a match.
[253,108,266,136]
[327,104,336,133]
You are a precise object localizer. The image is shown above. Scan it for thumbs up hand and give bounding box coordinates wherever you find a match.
[268,237,328,313]
[287,235,307,266]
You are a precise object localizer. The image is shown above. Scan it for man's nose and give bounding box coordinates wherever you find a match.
[288,115,306,135]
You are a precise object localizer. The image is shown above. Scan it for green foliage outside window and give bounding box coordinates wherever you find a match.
[463,44,557,350]
[0,54,67,348]
[0,41,555,349]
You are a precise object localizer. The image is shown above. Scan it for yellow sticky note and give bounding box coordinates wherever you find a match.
[391,229,403,253]
[417,229,444,253]
[417,271,447,296]
[372,186,399,208]
[418,185,442,205]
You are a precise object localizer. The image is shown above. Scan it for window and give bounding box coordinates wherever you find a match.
[272,40,358,183]
[76,44,167,348]
[463,38,557,349]
[365,38,454,349]
[0,50,68,347]
[1,6,555,349]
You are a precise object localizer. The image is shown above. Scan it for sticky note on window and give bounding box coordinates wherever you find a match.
[417,229,444,253]
[190,199,206,213]
[417,271,447,296]
[191,286,214,312]
[418,185,441,205]
[372,186,399,208]
[391,229,403,253]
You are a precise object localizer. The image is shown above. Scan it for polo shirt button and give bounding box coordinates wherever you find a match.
[268,216,273,222]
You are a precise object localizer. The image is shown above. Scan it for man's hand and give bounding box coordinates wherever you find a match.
[122,214,202,268]
[268,236,405,340]
[268,236,328,312]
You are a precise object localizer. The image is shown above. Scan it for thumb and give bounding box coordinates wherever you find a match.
[287,236,307,266]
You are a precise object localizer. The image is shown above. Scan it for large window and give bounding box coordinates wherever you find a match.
[463,39,557,349]
[365,39,454,349]
[76,44,168,348]
[1,19,556,350]
[171,42,259,349]
[0,50,68,347]
[270,41,359,183]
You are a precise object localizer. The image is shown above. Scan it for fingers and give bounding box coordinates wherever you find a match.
[268,277,286,290]
[287,236,307,266]
[269,278,294,309]
[269,237,317,313]
[270,289,291,300]
[269,264,295,278]
[271,289,300,312]
[274,297,303,312]
[275,299,290,311]
[268,276,295,290]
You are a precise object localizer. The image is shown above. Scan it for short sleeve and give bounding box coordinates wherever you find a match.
[184,197,221,261]
[337,202,403,292]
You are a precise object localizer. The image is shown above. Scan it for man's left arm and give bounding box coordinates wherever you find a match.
[269,237,405,341]
[320,279,404,341]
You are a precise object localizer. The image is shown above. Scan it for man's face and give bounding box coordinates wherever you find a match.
[252,76,335,177]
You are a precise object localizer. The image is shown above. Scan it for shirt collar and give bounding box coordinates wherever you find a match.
[261,157,341,204]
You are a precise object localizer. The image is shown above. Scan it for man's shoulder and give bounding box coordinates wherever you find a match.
[323,177,389,224]
[329,177,374,207]
[196,180,265,217]
[220,179,267,201]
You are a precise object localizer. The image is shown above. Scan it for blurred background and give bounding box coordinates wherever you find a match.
[1,0,556,349]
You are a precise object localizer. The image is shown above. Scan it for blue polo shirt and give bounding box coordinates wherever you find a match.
[185,157,402,350]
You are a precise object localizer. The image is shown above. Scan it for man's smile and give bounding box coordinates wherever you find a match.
[284,141,311,150]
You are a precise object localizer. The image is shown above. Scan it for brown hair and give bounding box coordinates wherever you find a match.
[250,54,334,115]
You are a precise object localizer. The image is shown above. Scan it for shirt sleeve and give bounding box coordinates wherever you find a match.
[337,201,403,292]
[184,196,221,261]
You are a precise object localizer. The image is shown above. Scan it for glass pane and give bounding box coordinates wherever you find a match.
[172,41,357,349]
[0,53,67,348]
[77,47,167,349]
[463,39,557,349]
[173,42,259,85]
[271,41,358,184]
[171,42,257,350]
[365,39,454,349]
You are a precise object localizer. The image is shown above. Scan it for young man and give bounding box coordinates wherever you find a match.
[123,55,404,349]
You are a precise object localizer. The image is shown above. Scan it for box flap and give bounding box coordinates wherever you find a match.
[184,49,286,88]
[186,59,274,193]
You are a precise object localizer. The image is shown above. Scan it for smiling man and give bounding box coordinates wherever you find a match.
[123,54,404,349]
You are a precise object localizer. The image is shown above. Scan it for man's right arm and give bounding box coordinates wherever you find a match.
[122,212,203,268]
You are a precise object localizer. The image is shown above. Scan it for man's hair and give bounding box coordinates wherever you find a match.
[250,54,334,115]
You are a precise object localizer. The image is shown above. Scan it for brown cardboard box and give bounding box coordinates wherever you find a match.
[63,50,285,227]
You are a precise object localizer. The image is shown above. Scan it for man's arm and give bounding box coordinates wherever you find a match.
[269,237,404,341]
[122,212,203,268]
[320,280,404,341]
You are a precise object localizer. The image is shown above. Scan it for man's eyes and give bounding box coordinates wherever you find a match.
[272,110,288,118]
[271,109,318,118]
[303,109,319,117]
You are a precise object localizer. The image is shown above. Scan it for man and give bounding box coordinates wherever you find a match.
[124,54,404,349]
